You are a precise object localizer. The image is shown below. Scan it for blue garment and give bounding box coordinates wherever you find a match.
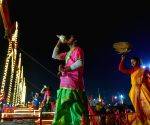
[33,98,39,107]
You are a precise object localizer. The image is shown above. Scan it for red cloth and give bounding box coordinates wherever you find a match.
[88,104,99,125]
[43,89,51,101]
[0,0,15,38]
[119,58,139,75]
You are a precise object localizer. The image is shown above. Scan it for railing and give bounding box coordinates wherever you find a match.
[0,109,55,125]
[0,109,134,125]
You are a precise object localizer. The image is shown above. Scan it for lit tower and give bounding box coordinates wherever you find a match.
[0,22,18,103]
[21,77,26,105]
[13,54,26,106]
[0,0,26,106]
[0,21,26,105]
[6,22,18,103]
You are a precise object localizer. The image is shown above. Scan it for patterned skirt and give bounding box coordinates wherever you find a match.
[52,88,89,125]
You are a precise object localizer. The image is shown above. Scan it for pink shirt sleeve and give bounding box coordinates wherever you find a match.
[74,47,84,61]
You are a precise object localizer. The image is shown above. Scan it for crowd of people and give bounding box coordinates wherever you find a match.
[31,84,55,112]
[30,90,134,125]
[31,34,150,125]
[1,34,150,125]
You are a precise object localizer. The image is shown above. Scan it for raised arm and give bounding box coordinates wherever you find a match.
[40,85,46,94]
[52,41,66,60]
[52,41,61,59]
[119,55,133,75]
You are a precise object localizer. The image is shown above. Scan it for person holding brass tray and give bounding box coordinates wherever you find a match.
[113,42,150,125]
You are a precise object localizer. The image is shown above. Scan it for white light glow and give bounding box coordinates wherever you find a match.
[120,94,124,99]
[114,96,117,99]
[142,65,146,69]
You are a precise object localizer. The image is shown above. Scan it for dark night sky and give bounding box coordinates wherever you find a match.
[1,1,150,104]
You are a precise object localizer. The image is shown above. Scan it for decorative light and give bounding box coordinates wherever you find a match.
[1,21,26,106]
[120,94,124,99]
[98,94,102,102]
[1,22,19,104]
[0,45,12,96]
[142,65,146,69]
[17,54,22,104]
[142,64,150,69]
[7,48,17,103]
[119,94,124,104]
[21,77,26,104]
[7,22,18,103]
[0,0,2,5]
[12,78,17,104]
[11,22,18,41]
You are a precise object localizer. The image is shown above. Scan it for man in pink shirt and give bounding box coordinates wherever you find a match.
[52,34,89,125]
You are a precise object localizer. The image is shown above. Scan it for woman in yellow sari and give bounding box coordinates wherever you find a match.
[119,55,150,125]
